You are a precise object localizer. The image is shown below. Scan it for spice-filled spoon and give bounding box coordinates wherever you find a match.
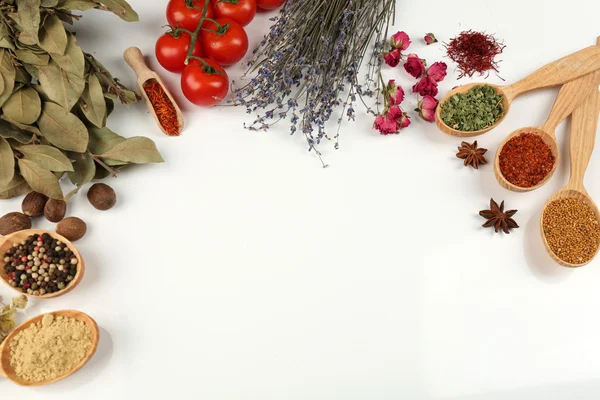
[493,69,600,192]
[0,230,85,299]
[124,47,184,137]
[540,86,600,267]
[435,43,600,137]
[0,310,99,386]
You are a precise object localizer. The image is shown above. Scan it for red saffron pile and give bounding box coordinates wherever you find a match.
[143,79,180,136]
[446,30,506,79]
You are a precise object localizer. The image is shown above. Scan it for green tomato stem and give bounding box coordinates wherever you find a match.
[184,0,211,65]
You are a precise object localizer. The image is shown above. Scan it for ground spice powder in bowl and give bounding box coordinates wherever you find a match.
[7,313,93,384]
[543,198,600,265]
[499,132,555,188]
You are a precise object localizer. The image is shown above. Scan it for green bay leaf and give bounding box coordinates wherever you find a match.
[99,137,163,164]
[67,151,95,187]
[0,22,15,50]
[0,175,31,199]
[50,33,84,77]
[15,0,41,45]
[37,102,88,152]
[15,49,49,65]
[18,158,63,199]
[38,14,68,55]
[3,87,41,125]
[19,144,73,172]
[80,74,106,128]
[0,119,34,143]
[57,0,98,11]
[38,59,85,110]
[41,0,59,6]
[88,126,125,155]
[97,0,138,22]
[1,115,41,136]
[0,137,15,186]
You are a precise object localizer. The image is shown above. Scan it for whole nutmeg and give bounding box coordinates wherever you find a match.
[0,212,32,235]
[87,183,117,211]
[21,191,48,217]
[56,217,87,242]
[44,199,67,223]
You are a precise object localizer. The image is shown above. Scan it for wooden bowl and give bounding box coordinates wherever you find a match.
[0,230,85,299]
[0,310,99,386]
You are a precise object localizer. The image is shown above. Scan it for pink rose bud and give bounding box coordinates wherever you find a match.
[424,33,438,45]
[403,53,426,79]
[389,106,411,130]
[399,112,411,129]
[374,114,399,135]
[416,96,439,122]
[390,31,411,51]
[384,49,401,67]
[412,76,439,97]
[385,79,405,106]
[428,62,447,82]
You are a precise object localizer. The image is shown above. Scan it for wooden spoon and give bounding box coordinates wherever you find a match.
[493,69,600,192]
[540,84,600,268]
[435,44,600,137]
[0,230,85,299]
[0,310,99,386]
[124,47,184,136]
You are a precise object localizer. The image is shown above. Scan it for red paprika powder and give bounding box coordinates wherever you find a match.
[499,132,555,188]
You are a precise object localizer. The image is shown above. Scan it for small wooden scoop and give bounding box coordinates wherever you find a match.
[0,230,85,299]
[0,310,99,386]
[124,47,184,136]
[494,69,600,192]
[436,44,600,137]
[540,86,600,267]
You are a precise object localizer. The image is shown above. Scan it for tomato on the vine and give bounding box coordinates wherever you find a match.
[256,0,285,11]
[166,0,215,31]
[155,32,202,73]
[181,58,229,106]
[201,18,248,66]
[211,0,256,27]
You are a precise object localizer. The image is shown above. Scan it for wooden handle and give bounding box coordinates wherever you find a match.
[504,45,600,100]
[124,47,152,78]
[567,86,600,191]
[541,70,600,133]
[0,341,6,378]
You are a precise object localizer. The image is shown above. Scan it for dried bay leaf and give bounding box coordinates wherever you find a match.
[100,137,163,164]
[0,23,15,50]
[14,66,31,84]
[15,0,41,45]
[0,119,34,143]
[97,0,138,22]
[0,137,15,186]
[41,0,59,6]
[37,102,88,152]
[0,175,31,200]
[67,151,95,187]
[18,158,63,199]
[38,60,85,110]
[88,126,125,155]
[15,49,49,65]
[19,145,73,172]
[57,0,98,11]
[38,14,68,55]
[50,34,84,77]
[24,64,39,80]
[1,115,41,136]
[0,49,16,107]
[80,74,106,128]
[3,87,41,124]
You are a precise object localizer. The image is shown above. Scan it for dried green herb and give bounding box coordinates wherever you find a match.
[0,0,162,201]
[440,85,504,132]
[0,295,27,344]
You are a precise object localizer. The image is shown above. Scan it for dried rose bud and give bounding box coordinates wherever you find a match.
[424,33,438,45]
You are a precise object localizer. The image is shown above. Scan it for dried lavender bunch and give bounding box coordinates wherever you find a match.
[234,0,395,165]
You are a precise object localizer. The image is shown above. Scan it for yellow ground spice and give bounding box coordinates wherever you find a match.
[542,198,600,265]
[8,313,92,383]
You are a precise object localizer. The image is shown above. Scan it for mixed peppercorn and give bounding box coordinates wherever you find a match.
[2,233,78,296]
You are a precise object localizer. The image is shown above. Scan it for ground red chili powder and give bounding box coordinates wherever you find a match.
[143,79,180,136]
[499,132,555,188]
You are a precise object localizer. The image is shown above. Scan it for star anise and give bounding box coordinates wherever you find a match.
[479,198,519,234]
[456,141,487,169]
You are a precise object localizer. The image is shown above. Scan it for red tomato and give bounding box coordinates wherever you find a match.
[181,58,229,106]
[256,0,285,10]
[201,18,248,66]
[155,32,202,73]
[211,0,256,27]
[166,0,215,31]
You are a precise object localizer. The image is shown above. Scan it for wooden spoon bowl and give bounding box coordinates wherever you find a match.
[494,127,560,192]
[436,43,600,137]
[0,230,85,299]
[0,310,99,386]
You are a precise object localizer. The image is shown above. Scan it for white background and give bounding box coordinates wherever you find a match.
[2,0,600,398]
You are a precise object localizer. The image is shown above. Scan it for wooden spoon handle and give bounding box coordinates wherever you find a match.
[0,341,6,378]
[541,69,600,133]
[567,86,600,191]
[124,47,152,79]
[504,45,600,100]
